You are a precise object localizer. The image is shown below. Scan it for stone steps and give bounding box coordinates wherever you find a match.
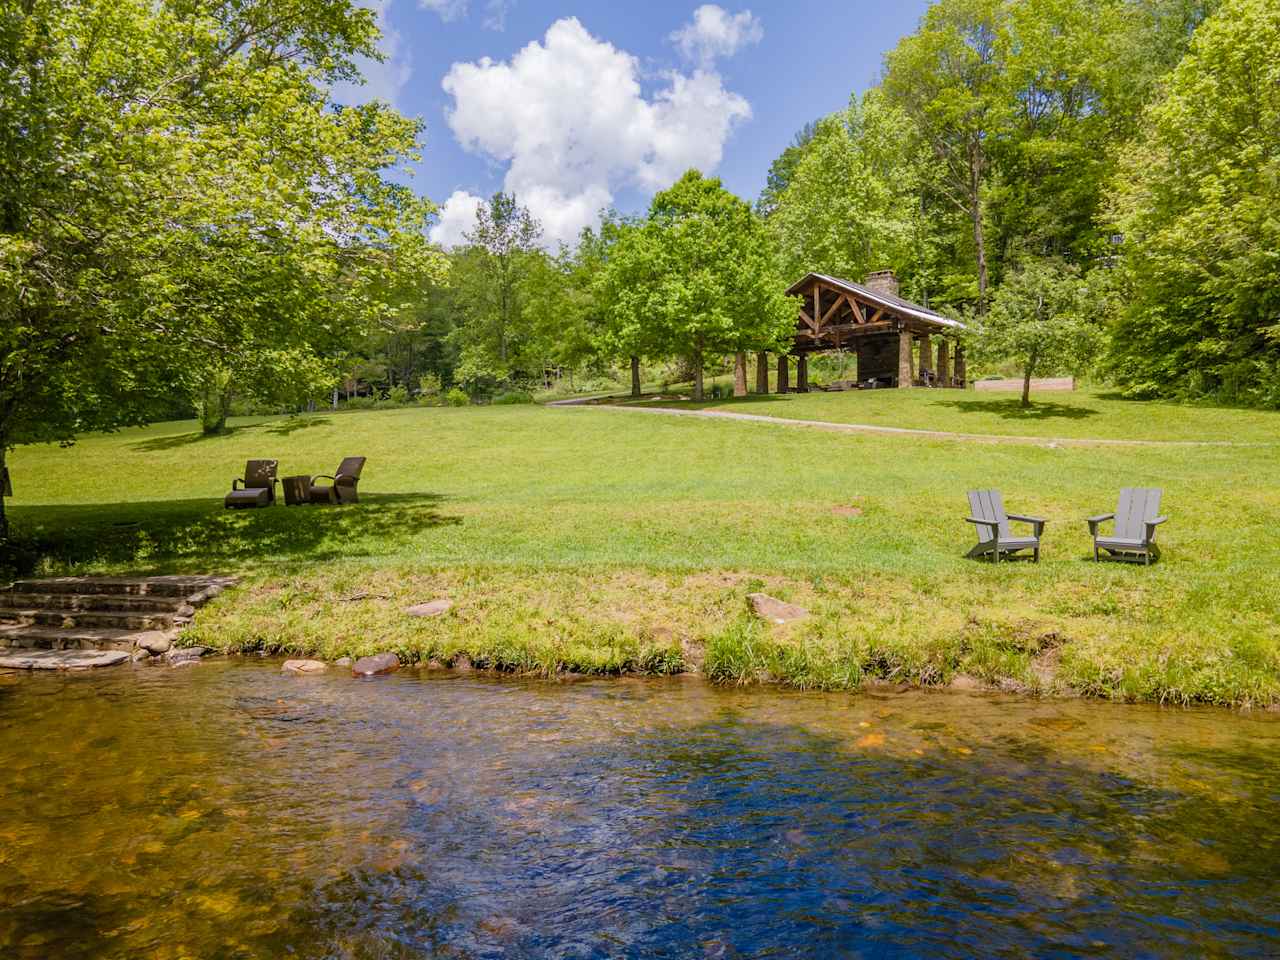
[0,575,236,664]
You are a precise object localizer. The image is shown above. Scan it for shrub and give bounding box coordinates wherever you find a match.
[387,385,410,406]
[444,387,470,407]
[418,374,442,401]
[344,396,376,410]
[492,390,534,405]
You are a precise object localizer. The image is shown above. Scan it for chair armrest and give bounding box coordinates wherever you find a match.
[1007,513,1046,535]
[1145,516,1168,540]
[311,474,336,483]
[334,473,359,483]
[1147,515,1168,527]
[964,517,993,525]
[232,478,244,490]
[1087,513,1114,524]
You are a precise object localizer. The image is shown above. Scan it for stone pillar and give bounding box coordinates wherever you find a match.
[937,340,950,387]
[756,351,769,394]
[734,351,748,397]
[796,355,809,392]
[898,329,913,388]
[918,333,932,385]
[955,346,967,387]
[777,354,790,394]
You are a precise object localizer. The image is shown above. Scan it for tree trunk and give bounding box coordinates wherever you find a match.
[198,373,233,435]
[332,387,339,411]
[1022,363,1035,408]
[733,351,747,397]
[0,440,8,543]
[630,355,641,398]
[692,341,705,402]
[969,139,989,311]
[756,352,769,394]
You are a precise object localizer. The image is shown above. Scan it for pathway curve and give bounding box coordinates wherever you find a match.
[551,399,1272,448]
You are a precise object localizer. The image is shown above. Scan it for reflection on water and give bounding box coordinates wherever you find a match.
[1,662,1278,958]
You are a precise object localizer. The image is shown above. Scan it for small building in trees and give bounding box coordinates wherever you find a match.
[778,271,966,391]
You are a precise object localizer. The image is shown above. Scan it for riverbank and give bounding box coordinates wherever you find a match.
[7,402,1279,707]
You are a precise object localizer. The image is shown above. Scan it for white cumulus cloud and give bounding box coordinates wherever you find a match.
[429,190,486,248]
[670,5,763,67]
[439,16,752,246]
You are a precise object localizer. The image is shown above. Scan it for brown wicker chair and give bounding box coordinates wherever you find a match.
[309,457,366,505]
[225,460,279,509]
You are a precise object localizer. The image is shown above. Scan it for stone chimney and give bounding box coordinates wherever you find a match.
[864,270,900,299]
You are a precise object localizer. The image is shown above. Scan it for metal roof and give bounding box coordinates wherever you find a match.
[787,273,966,332]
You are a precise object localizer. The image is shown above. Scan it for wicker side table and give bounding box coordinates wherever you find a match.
[282,475,311,507]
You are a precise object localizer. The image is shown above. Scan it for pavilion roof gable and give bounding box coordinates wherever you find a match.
[788,273,965,333]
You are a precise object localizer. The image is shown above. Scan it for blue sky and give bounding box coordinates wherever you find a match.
[336,1,933,245]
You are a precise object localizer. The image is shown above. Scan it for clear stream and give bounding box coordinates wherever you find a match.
[1,661,1277,959]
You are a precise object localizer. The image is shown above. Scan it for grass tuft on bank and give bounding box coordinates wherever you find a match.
[6,399,1279,706]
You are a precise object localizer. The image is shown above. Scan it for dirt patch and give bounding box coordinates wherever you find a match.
[831,505,864,518]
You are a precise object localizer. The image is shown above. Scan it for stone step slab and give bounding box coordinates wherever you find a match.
[0,607,174,631]
[0,649,132,670]
[6,575,236,599]
[4,592,186,614]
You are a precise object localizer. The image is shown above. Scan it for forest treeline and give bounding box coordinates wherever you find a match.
[347,0,1277,410]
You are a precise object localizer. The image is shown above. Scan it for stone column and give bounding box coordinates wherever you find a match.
[955,346,967,387]
[937,340,950,387]
[796,355,809,392]
[756,351,769,394]
[898,329,913,388]
[918,333,933,385]
[777,354,790,394]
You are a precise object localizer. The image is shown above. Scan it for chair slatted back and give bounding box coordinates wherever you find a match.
[1116,487,1161,540]
[968,489,1010,539]
[244,460,278,489]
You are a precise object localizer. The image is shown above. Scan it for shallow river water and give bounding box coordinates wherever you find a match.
[1,661,1278,959]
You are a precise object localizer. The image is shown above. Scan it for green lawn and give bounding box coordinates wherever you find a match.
[7,402,1280,706]
[615,384,1280,444]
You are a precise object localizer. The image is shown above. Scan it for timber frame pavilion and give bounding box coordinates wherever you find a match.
[764,271,967,392]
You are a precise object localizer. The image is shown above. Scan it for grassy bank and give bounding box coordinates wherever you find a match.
[7,399,1280,706]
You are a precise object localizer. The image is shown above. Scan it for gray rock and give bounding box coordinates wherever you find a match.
[132,648,153,662]
[352,652,400,677]
[137,633,172,655]
[0,650,130,670]
[747,593,809,625]
[334,657,353,667]
[406,599,453,618]
[282,659,327,674]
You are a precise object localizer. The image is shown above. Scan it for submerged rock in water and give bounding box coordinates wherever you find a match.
[406,599,453,618]
[352,652,399,677]
[166,646,207,663]
[747,593,809,625]
[282,659,327,674]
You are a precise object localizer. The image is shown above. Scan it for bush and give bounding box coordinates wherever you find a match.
[444,388,470,407]
[418,374,442,401]
[387,385,410,406]
[344,396,376,410]
[492,390,534,405]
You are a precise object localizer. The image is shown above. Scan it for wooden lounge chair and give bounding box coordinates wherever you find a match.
[965,490,1046,563]
[309,457,366,505]
[224,459,279,509]
[1089,488,1167,565]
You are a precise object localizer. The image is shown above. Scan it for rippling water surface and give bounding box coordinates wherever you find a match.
[1,661,1278,958]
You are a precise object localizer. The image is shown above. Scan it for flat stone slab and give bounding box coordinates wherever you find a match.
[0,649,130,670]
[282,659,327,674]
[748,593,810,625]
[406,599,453,618]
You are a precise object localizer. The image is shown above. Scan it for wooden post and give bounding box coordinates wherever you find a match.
[937,341,950,387]
[733,351,748,397]
[898,329,913,388]
[755,351,769,394]
[918,333,932,385]
[955,346,967,387]
[796,354,809,392]
[777,354,790,394]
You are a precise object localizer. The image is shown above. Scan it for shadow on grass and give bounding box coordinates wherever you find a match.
[8,493,460,576]
[128,416,333,452]
[933,397,1101,422]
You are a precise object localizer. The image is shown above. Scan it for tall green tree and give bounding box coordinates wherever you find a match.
[449,193,544,391]
[969,261,1104,406]
[601,171,797,401]
[1107,0,1280,404]
[0,0,441,537]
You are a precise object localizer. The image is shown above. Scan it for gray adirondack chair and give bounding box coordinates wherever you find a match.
[965,490,1046,563]
[225,459,279,509]
[1089,488,1167,565]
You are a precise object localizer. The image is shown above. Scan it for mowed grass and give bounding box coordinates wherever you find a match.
[7,402,1280,706]
[620,384,1280,443]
